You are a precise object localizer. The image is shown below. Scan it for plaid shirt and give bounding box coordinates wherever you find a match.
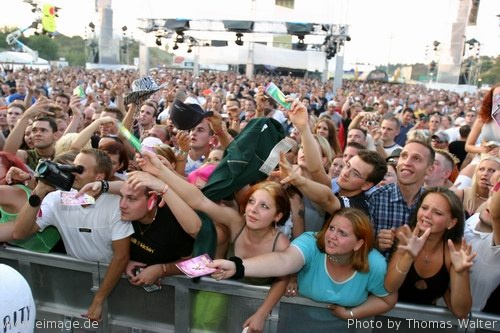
[367,183,424,236]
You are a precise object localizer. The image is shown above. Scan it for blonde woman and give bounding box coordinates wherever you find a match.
[453,156,500,218]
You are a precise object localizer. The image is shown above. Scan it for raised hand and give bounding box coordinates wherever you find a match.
[22,97,55,120]
[206,111,224,133]
[127,171,165,193]
[254,86,266,112]
[396,224,431,258]
[176,131,190,154]
[134,150,165,176]
[286,98,309,132]
[278,152,305,187]
[448,238,476,273]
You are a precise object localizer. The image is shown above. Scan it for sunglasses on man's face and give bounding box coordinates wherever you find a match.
[431,138,444,144]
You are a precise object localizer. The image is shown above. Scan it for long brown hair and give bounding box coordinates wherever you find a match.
[315,117,341,155]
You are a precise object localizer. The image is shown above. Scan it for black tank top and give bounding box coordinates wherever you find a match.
[398,243,450,305]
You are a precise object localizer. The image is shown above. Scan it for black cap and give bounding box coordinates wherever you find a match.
[170,100,213,130]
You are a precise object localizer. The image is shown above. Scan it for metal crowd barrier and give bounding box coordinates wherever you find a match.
[1,246,499,333]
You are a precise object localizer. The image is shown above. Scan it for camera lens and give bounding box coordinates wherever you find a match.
[36,162,48,174]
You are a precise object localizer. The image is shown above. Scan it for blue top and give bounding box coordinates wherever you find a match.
[6,93,36,105]
[291,232,388,307]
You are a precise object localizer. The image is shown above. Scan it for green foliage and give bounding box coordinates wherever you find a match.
[149,47,173,67]
[22,35,59,60]
[53,35,86,66]
[480,55,500,85]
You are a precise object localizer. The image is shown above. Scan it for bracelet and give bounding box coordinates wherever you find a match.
[161,264,167,277]
[177,149,188,157]
[395,259,409,274]
[159,184,169,196]
[228,256,245,280]
[100,180,109,193]
[348,308,354,319]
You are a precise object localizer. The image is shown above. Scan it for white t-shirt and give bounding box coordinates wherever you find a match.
[36,191,134,263]
[464,215,500,311]
[0,264,36,333]
[271,109,286,124]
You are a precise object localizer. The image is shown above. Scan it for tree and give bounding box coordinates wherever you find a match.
[480,55,500,85]
[21,34,59,60]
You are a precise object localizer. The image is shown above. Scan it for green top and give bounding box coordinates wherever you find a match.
[0,184,61,253]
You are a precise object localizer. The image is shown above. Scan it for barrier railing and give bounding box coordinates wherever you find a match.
[1,246,498,333]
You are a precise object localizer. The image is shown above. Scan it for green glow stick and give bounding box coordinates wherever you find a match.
[118,122,142,152]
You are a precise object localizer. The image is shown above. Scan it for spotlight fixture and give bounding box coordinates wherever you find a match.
[88,22,95,32]
[235,33,244,46]
[187,46,192,53]
[296,36,306,50]
[433,40,440,51]
[173,42,179,50]
[121,26,128,32]
[156,37,162,46]
[176,32,185,43]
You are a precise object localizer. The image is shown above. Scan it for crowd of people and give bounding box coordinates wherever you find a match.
[0,65,499,332]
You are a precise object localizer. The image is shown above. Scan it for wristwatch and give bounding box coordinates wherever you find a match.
[28,194,42,207]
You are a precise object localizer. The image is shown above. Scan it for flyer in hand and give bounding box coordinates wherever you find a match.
[176,254,217,278]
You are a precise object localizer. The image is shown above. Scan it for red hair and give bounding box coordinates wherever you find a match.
[478,83,500,123]
[0,151,29,173]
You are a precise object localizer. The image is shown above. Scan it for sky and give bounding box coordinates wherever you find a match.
[3,0,500,66]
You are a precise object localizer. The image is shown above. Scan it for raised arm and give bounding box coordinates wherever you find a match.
[279,153,340,214]
[125,172,201,238]
[287,99,330,187]
[69,116,115,151]
[128,151,241,231]
[4,98,54,155]
[63,95,84,135]
[207,111,232,149]
[112,84,126,117]
[122,102,138,131]
[445,239,474,318]
[385,225,430,293]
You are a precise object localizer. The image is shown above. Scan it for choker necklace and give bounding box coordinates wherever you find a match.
[327,254,351,264]
[475,193,488,201]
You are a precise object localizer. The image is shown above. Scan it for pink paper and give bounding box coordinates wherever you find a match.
[176,254,216,278]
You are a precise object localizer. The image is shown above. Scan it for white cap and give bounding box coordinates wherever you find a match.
[141,136,163,149]
[454,117,466,126]
[184,96,200,105]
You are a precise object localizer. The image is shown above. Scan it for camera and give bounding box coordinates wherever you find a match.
[35,160,84,191]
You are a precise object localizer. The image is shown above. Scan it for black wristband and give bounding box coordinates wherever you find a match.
[228,256,245,280]
[100,180,109,193]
